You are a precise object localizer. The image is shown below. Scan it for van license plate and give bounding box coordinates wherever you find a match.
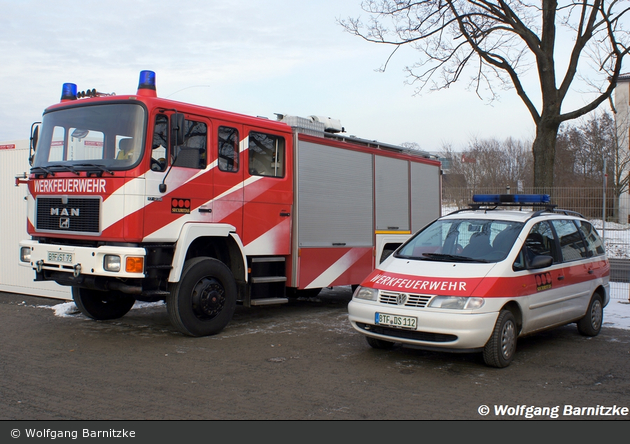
[376,312,417,329]
[48,252,74,264]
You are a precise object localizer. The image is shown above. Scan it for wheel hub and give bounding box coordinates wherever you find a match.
[191,277,225,320]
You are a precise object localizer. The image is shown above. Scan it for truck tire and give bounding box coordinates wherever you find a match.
[72,287,135,321]
[483,309,517,368]
[577,293,603,336]
[167,257,237,337]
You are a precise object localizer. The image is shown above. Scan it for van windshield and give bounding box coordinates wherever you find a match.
[396,219,525,263]
[32,103,146,172]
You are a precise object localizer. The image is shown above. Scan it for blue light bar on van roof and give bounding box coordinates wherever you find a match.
[473,194,551,204]
[60,83,77,101]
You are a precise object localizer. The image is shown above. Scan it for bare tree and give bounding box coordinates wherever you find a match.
[341,1,630,190]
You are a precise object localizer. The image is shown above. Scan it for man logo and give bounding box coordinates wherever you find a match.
[59,218,70,229]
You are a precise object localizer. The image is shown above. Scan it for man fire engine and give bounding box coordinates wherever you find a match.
[18,70,441,336]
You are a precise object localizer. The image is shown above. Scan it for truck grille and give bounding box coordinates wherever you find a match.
[379,290,432,308]
[35,197,100,234]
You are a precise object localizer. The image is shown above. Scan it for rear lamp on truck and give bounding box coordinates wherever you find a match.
[20,247,32,263]
[472,194,550,204]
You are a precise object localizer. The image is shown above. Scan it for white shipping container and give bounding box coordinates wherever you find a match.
[0,140,71,300]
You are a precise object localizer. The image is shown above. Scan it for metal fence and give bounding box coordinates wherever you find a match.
[443,187,630,301]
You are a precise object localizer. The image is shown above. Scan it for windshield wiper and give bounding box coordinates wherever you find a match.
[73,164,114,176]
[30,166,55,177]
[52,165,80,176]
[422,253,490,263]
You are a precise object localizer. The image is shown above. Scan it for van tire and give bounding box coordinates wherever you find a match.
[577,293,603,337]
[483,310,517,368]
[366,336,395,350]
[167,257,237,337]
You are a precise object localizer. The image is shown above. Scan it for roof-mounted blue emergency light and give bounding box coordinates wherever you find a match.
[137,70,157,97]
[473,194,551,204]
[60,83,78,102]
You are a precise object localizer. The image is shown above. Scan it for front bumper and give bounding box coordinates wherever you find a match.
[348,299,500,351]
[19,240,146,279]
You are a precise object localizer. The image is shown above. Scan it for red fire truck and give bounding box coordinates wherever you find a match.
[18,71,442,336]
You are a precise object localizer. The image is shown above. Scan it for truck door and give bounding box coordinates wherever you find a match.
[242,128,292,255]
[143,113,213,240]
[211,123,244,234]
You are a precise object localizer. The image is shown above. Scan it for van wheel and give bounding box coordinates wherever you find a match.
[483,310,517,368]
[577,293,603,337]
[167,257,237,337]
[72,287,135,320]
[366,336,395,350]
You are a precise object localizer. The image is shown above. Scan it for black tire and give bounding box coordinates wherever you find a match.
[167,257,237,337]
[483,310,517,368]
[72,287,135,321]
[577,293,603,337]
[366,336,396,350]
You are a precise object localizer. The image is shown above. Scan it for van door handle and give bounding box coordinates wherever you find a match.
[280,212,291,217]
[558,275,565,281]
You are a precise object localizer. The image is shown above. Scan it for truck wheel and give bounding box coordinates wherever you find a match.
[167,257,237,337]
[483,309,517,368]
[577,293,603,337]
[366,336,395,350]
[72,287,135,320]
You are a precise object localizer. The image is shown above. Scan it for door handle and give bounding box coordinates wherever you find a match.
[280,212,291,217]
[558,275,565,281]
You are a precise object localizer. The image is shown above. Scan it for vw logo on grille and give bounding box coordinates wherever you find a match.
[396,293,407,306]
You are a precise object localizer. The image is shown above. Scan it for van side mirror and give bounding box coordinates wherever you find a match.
[529,255,553,269]
[171,113,185,146]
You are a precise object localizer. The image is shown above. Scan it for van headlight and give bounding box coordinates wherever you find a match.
[353,286,378,301]
[20,247,32,263]
[428,296,484,310]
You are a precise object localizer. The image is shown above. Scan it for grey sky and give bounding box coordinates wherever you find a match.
[0,0,623,151]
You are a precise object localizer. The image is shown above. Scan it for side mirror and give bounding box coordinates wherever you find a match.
[29,123,40,166]
[529,255,553,269]
[171,113,185,146]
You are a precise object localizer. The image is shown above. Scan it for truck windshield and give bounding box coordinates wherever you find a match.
[32,103,146,171]
[396,218,525,263]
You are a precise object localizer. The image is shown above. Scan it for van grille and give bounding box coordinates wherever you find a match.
[35,197,100,234]
[379,290,432,308]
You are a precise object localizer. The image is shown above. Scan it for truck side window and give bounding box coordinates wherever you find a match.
[248,131,285,177]
[174,119,207,169]
[218,126,239,172]
[151,114,168,171]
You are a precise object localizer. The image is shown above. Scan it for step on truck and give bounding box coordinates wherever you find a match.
[18,70,442,336]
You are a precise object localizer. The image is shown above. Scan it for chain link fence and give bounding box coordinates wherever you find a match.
[442,187,630,301]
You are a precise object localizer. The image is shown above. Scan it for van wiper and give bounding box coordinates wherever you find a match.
[53,165,80,176]
[422,253,490,263]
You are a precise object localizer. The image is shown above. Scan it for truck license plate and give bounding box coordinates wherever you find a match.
[47,252,74,264]
[375,312,417,329]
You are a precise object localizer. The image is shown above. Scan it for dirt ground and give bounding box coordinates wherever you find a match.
[1,287,629,421]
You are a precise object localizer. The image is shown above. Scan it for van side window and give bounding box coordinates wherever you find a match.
[574,220,605,257]
[551,219,588,262]
[151,114,168,171]
[218,126,239,172]
[174,119,207,169]
[248,131,285,177]
[514,221,556,271]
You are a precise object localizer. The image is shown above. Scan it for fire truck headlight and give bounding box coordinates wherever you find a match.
[428,296,485,310]
[103,255,121,272]
[353,286,378,301]
[20,247,32,263]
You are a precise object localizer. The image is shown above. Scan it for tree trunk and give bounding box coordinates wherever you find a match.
[532,120,560,192]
